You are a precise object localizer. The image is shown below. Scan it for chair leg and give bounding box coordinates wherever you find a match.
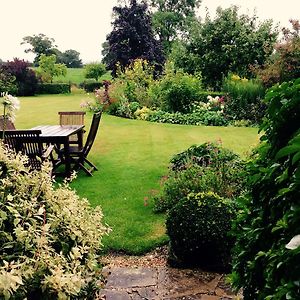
[71,157,97,176]
[78,162,94,176]
[83,157,98,171]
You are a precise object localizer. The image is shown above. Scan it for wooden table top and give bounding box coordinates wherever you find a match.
[31,125,84,138]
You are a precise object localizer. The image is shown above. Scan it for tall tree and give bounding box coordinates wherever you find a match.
[58,49,83,68]
[254,19,300,87]
[173,6,278,90]
[104,0,165,76]
[84,62,106,81]
[148,0,201,54]
[21,33,57,66]
[1,59,38,96]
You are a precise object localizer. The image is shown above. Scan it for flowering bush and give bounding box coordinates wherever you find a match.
[1,92,20,122]
[0,144,110,299]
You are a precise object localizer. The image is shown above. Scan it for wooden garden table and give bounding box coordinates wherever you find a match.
[30,125,85,177]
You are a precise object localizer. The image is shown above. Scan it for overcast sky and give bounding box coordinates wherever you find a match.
[0,0,299,64]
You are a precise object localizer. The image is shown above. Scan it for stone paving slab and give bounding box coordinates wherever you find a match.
[100,266,238,300]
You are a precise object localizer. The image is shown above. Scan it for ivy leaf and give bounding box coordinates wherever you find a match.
[275,145,300,160]
[292,151,300,165]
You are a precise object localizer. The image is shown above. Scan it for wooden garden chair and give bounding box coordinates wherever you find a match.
[58,111,86,147]
[60,111,102,176]
[1,129,55,172]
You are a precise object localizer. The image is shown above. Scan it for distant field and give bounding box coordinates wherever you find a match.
[31,67,112,85]
[53,68,112,85]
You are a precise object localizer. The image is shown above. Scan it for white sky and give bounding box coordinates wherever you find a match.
[0,0,299,64]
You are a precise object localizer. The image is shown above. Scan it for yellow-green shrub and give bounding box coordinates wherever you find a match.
[0,143,110,299]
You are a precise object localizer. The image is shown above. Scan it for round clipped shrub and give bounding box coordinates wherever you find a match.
[166,191,235,271]
[0,143,110,299]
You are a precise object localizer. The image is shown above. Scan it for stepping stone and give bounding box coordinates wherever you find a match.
[106,267,158,289]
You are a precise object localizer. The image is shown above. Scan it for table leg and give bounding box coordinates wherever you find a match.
[64,139,71,177]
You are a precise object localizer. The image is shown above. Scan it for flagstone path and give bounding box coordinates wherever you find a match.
[98,247,240,300]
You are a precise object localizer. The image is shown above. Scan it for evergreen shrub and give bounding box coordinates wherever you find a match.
[166,191,235,271]
[37,83,71,94]
[80,81,103,92]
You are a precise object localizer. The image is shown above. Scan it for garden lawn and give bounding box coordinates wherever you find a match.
[52,68,112,84]
[16,93,259,254]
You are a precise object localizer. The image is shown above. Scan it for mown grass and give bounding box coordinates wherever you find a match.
[52,68,112,85]
[16,94,259,254]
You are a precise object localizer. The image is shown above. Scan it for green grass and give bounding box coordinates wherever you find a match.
[16,94,259,254]
[52,68,112,85]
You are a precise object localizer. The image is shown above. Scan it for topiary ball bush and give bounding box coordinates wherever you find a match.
[166,191,235,272]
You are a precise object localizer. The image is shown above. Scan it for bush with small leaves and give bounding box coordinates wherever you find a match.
[166,191,235,271]
[0,143,110,299]
[170,142,240,171]
[153,142,246,213]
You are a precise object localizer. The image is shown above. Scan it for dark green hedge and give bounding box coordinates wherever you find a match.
[79,81,103,92]
[37,83,71,94]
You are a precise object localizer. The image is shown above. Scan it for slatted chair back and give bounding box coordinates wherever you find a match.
[59,111,86,126]
[3,130,46,170]
[58,111,86,144]
[0,115,16,130]
[83,111,102,158]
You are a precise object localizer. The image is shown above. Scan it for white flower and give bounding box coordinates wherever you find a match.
[1,92,20,122]
[285,234,300,250]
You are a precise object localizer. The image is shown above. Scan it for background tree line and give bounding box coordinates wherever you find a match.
[102,0,299,90]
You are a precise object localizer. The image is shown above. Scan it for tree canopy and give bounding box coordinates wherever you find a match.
[56,49,83,68]
[21,34,82,67]
[172,6,278,90]
[37,54,67,83]
[104,0,165,76]
[84,62,106,81]
[21,34,57,66]
[148,0,201,54]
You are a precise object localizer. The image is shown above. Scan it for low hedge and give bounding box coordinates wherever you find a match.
[37,83,71,94]
[79,81,103,92]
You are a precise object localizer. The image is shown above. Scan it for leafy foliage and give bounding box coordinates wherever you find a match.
[154,142,245,212]
[173,6,278,90]
[0,58,38,96]
[223,74,266,123]
[166,191,235,271]
[56,49,83,68]
[104,0,165,76]
[148,109,228,126]
[0,72,17,95]
[149,66,203,113]
[0,144,109,299]
[254,19,300,87]
[79,81,104,92]
[231,79,300,299]
[37,54,67,83]
[148,0,201,54]
[37,83,71,94]
[84,63,106,81]
[21,34,57,66]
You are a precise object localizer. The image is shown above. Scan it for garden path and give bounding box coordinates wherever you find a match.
[98,247,240,300]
